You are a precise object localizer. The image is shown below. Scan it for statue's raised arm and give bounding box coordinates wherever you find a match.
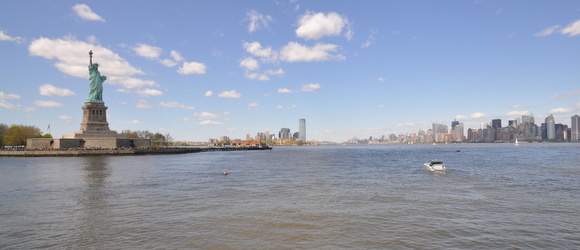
[86,50,106,103]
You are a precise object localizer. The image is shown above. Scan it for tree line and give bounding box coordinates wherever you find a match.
[120,130,173,147]
[0,123,51,147]
[0,123,173,147]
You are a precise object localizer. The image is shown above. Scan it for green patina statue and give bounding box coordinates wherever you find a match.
[86,50,106,103]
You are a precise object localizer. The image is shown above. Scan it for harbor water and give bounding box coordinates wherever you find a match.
[1,143,579,249]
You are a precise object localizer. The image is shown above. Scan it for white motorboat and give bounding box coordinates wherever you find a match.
[424,160,445,171]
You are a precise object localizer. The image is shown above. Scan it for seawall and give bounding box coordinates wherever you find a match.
[0,146,273,157]
[0,148,203,157]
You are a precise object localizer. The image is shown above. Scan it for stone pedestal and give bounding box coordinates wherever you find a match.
[63,102,127,139]
[81,102,110,131]
[43,101,150,149]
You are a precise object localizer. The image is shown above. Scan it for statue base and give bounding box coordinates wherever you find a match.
[28,101,151,149]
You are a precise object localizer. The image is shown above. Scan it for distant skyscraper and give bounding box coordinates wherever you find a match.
[491,119,502,129]
[279,128,291,139]
[451,120,459,130]
[571,115,580,141]
[299,118,306,142]
[432,123,448,141]
[545,114,555,140]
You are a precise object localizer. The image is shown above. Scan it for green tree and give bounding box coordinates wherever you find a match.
[121,129,139,139]
[164,133,173,147]
[0,123,8,147]
[151,133,166,147]
[2,125,42,146]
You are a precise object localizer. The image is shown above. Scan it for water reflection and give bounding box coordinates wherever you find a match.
[77,156,114,248]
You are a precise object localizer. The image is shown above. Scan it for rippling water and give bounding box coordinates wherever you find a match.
[1,143,579,249]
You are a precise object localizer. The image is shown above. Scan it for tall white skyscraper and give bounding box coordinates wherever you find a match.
[299,118,306,142]
[545,114,555,140]
[571,115,580,141]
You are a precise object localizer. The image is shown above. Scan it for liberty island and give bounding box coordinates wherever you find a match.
[0,51,268,156]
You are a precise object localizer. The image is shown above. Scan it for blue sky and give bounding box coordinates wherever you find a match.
[1,1,580,142]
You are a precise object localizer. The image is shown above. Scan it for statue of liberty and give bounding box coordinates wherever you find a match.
[86,50,106,102]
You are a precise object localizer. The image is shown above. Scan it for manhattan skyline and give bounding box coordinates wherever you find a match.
[1,1,580,142]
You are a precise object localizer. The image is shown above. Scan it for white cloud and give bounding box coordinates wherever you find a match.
[86,35,98,44]
[0,91,20,99]
[396,123,415,128]
[535,25,560,36]
[362,29,378,48]
[204,90,214,97]
[135,88,163,97]
[29,37,153,89]
[505,110,531,117]
[295,11,349,40]
[276,105,283,109]
[280,42,344,62]
[160,50,185,67]
[246,10,273,33]
[160,59,178,67]
[0,30,24,43]
[177,61,207,74]
[289,104,298,109]
[194,112,220,119]
[133,43,162,59]
[278,88,292,93]
[170,50,184,61]
[549,107,574,115]
[34,100,64,107]
[197,120,224,125]
[378,77,385,82]
[239,57,260,70]
[159,101,194,110]
[218,90,241,98]
[506,104,531,109]
[0,100,21,110]
[113,77,157,89]
[300,83,321,92]
[345,23,354,41]
[39,84,76,96]
[245,72,270,81]
[248,102,259,107]
[265,69,285,76]
[561,20,580,37]
[118,120,142,124]
[242,41,276,62]
[59,115,73,124]
[379,104,385,108]
[72,4,105,22]
[455,112,490,121]
[135,99,152,109]
[470,112,489,119]
[551,89,580,100]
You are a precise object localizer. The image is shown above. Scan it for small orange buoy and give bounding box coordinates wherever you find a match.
[223,170,228,175]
